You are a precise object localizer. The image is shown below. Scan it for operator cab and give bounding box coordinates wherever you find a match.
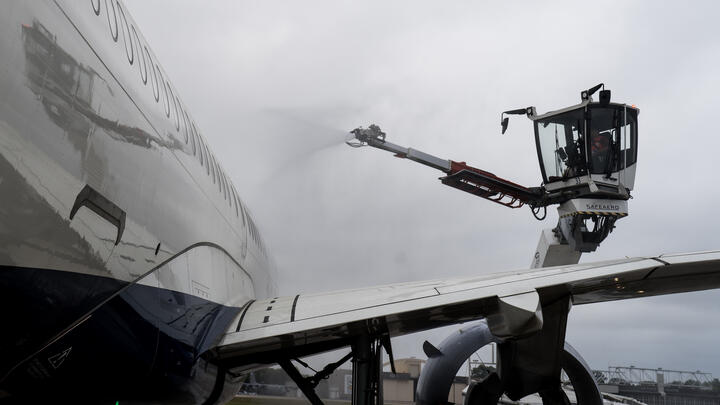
[503,84,639,205]
[500,84,639,253]
[533,101,638,198]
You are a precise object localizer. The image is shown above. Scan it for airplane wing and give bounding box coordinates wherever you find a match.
[211,250,720,369]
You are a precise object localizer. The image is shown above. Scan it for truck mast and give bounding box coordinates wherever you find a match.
[347,84,639,268]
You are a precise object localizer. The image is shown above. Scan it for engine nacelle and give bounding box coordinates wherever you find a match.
[416,320,602,405]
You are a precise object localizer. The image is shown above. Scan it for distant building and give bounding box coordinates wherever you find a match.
[315,358,466,403]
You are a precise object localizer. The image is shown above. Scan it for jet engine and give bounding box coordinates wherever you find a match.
[416,320,602,405]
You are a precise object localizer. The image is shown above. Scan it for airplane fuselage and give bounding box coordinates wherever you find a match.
[0,1,275,402]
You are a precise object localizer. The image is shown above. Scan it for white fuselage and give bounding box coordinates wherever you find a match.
[0,1,276,402]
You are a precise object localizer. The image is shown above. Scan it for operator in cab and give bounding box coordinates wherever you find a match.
[590,128,612,173]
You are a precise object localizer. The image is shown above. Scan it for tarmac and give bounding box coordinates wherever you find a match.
[230,395,411,404]
[230,395,348,404]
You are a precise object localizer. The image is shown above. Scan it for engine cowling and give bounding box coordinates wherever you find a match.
[416,320,602,405]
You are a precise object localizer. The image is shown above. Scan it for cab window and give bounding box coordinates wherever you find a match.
[534,108,585,183]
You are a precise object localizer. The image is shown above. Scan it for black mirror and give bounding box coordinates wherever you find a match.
[500,108,530,135]
[599,89,611,106]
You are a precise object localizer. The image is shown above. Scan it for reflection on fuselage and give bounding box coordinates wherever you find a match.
[0,2,275,403]
[22,19,167,152]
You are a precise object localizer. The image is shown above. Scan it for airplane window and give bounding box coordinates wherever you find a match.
[180,108,189,143]
[217,162,223,195]
[217,165,225,198]
[222,171,229,201]
[197,135,205,166]
[117,3,133,65]
[250,219,257,243]
[223,173,228,201]
[226,177,232,204]
[233,188,241,218]
[212,156,220,190]
[174,99,182,133]
[145,48,158,101]
[208,153,217,184]
[224,175,231,206]
[230,184,237,214]
[172,94,180,131]
[214,157,220,189]
[106,0,119,42]
[167,84,179,130]
[156,68,169,117]
[189,122,198,156]
[202,142,211,175]
[198,139,207,172]
[197,140,204,165]
[132,27,146,84]
[218,162,224,194]
[237,194,246,225]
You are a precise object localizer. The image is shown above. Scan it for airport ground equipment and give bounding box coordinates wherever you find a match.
[348,84,639,268]
[347,85,638,405]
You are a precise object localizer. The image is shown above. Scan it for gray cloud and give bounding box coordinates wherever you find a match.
[125,0,720,376]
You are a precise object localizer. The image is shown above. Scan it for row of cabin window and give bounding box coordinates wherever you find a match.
[246,215,266,258]
[95,0,244,221]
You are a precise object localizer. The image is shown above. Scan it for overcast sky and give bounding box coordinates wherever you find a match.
[125,1,720,377]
